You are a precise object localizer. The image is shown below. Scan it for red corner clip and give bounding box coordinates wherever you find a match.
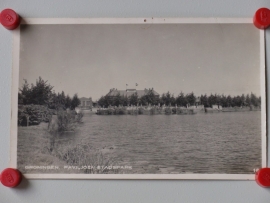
[0,8,20,30]
[253,8,270,29]
[0,168,22,188]
[255,168,270,187]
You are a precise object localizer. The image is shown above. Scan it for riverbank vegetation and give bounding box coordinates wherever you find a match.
[98,89,261,108]
[97,106,196,115]
[52,142,119,174]
[18,77,82,127]
[18,123,119,174]
[19,77,81,110]
[17,122,68,173]
[17,77,120,174]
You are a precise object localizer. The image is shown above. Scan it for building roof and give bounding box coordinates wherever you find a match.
[106,88,159,98]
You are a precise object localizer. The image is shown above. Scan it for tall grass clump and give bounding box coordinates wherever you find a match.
[47,110,84,152]
[53,110,84,133]
[53,143,120,174]
[57,110,77,132]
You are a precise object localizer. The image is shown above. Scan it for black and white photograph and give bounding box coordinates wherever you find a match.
[10,18,266,179]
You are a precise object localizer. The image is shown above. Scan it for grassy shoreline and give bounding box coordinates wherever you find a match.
[17,123,72,173]
[17,122,122,174]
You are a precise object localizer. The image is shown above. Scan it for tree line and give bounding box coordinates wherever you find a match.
[18,77,81,110]
[98,89,261,108]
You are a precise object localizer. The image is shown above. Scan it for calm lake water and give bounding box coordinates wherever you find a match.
[59,111,261,174]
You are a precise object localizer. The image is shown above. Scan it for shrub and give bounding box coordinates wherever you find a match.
[149,107,156,115]
[164,107,172,115]
[138,107,144,115]
[127,108,138,115]
[107,108,114,115]
[118,107,127,115]
[18,104,56,126]
[57,110,83,132]
[176,108,195,115]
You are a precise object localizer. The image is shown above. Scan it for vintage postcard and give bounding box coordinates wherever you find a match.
[10,18,266,179]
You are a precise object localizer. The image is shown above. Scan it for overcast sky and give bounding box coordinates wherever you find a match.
[19,23,261,100]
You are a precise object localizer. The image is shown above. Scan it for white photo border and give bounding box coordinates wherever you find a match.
[10,18,267,180]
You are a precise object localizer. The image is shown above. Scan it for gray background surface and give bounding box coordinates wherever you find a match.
[0,0,270,202]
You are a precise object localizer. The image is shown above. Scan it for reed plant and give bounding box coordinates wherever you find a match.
[52,142,119,174]
[57,110,77,132]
